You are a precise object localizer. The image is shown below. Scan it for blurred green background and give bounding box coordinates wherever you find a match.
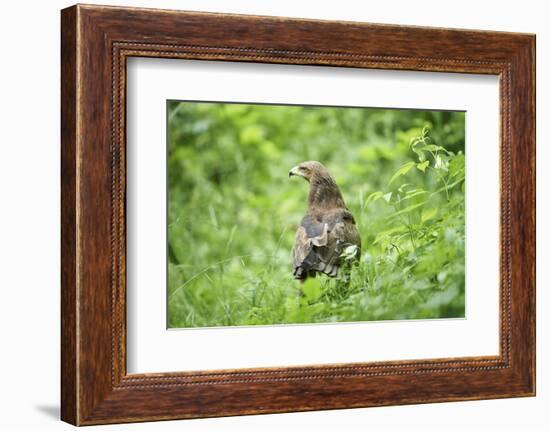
[167,101,465,328]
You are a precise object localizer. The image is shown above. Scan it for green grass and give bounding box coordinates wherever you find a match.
[167,102,465,328]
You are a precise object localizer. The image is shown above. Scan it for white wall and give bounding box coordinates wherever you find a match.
[0,0,546,429]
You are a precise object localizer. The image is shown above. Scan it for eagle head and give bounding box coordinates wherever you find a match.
[288,161,328,182]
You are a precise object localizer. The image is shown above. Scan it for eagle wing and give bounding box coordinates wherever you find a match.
[292,209,361,280]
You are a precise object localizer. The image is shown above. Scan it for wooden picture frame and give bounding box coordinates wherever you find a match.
[61,4,535,425]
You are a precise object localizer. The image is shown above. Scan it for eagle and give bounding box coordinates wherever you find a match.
[289,161,361,281]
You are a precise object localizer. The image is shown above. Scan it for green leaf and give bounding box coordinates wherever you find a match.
[383,192,393,203]
[389,161,415,185]
[365,191,383,207]
[449,153,465,178]
[421,207,438,222]
[416,160,429,172]
[412,147,426,162]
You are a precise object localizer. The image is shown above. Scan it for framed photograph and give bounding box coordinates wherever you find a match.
[61,4,536,425]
